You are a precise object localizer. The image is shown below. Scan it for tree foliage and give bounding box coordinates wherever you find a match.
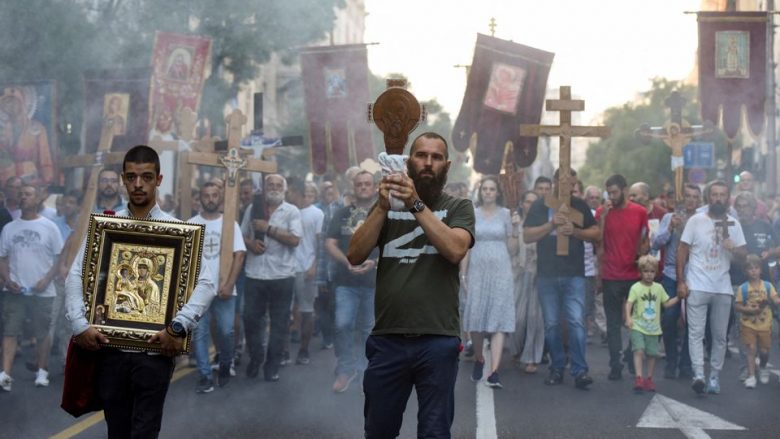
[580,78,733,196]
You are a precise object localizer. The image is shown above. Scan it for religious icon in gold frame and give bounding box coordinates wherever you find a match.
[81,214,204,353]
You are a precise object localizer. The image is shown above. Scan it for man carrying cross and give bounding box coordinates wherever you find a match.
[523,167,598,389]
[677,180,747,395]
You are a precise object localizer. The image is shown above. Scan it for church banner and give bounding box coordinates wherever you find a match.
[0,81,58,185]
[698,11,768,139]
[452,34,554,174]
[149,32,212,141]
[300,44,373,175]
[83,68,151,154]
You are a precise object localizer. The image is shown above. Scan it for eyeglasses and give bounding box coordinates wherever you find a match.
[123,173,156,183]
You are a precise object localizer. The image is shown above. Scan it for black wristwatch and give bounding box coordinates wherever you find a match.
[168,320,187,338]
[409,199,426,214]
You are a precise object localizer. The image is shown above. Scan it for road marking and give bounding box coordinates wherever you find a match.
[50,357,201,439]
[637,394,746,439]
[474,344,497,439]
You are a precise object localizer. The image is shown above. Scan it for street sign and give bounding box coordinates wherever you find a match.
[637,394,745,439]
[684,142,715,168]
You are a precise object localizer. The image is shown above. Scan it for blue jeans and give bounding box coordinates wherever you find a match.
[536,276,589,376]
[193,295,236,380]
[334,285,375,376]
[363,335,460,439]
[660,275,691,374]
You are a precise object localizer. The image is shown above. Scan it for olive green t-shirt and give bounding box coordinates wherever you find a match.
[373,193,475,336]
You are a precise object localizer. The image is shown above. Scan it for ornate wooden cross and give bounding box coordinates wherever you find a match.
[186,109,277,284]
[368,79,425,155]
[635,91,711,205]
[60,117,123,269]
[520,86,610,255]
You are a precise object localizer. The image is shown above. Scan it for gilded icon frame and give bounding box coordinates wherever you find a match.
[82,214,204,353]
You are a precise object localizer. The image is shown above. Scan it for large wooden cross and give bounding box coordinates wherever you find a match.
[520,86,610,255]
[60,117,123,269]
[635,91,711,205]
[186,109,277,284]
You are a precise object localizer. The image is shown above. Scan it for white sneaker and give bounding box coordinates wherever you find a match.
[759,368,770,385]
[0,371,12,392]
[34,369,49,387]
[738,369,748,382]
[744,375,757,388]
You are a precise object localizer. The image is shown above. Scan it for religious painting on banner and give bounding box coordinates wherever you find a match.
[698,11,768,139]
[452,34,553,174]
[149,31,212,141]
[83,68,151,154]
[0,81,58,185]
[300,44,374,175]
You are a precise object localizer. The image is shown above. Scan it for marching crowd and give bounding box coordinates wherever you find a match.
[0,157,779,404]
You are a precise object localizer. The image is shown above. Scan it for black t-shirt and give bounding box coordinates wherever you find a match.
[327,204,377,288]
[373,193,475,336]
[523,196,596,278]
[729,219,776,285]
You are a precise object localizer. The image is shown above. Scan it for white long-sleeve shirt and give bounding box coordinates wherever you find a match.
[65,204,215,336]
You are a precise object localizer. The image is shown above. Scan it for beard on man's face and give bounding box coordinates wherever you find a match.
[709,200,728,216]
[407,162,447,206]
[266,191,285,205]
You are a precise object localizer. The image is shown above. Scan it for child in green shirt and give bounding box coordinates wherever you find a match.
[625,255,680,392]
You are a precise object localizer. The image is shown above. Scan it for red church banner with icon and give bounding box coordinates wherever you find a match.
[149,32,212,141]
[452,34,554,174]
[300,44,374,175]
[698,11,767,139]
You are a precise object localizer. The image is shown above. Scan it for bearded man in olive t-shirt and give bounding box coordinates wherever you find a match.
[348,132,475,439]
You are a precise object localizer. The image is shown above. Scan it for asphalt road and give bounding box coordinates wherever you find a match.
[2,332,779,439]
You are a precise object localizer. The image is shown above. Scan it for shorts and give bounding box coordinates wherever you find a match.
[630,329,660,357]
[740,325,771,352]
[294,271,317,313]
[2,293,54,339]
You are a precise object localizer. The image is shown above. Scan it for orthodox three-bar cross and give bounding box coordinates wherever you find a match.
[520,86,610,255]
[186,109,277,285]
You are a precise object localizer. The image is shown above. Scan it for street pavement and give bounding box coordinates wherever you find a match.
[1,332,779,439]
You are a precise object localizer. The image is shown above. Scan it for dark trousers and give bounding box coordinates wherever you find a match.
[603,279,635,371]
[363,335,460,439]
[96,350,175,439]
[243,277,294,377]
[315,283,336,346]
[660,275,691,374]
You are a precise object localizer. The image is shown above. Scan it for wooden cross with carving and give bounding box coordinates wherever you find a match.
[59,117,123,269]
[520,86,610,255]
[715,217,735,241]
[186,109,277,284]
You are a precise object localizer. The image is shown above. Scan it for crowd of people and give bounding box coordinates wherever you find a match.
[0,138,779,435]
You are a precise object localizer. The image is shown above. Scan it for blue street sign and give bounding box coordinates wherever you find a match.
[684,142,714,169]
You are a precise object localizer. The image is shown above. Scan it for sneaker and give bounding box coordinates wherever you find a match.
[471,360,484,382]
[0,372,12,392]
[643,377,656,392]
[574,372,593,390]
[744,375,757,389]
[295,351,310,365]
[485,372,502,389]
[706,375,720,394]
[463,341,474,358]
[738,368,749,382]
[332,371,357,393]
[544,370,563,385]
[34,369,49,387]
[321,342,334,350]
[633,376,644,392]
[195,376,214,394]
[691,377,706,395]
[608,368,622,381]
[264,372,280,382]
[759,368,770,385]
[279,351,291,367]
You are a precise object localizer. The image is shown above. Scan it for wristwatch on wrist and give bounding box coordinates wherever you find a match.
[409,199,426,214]
[168,320,187,338]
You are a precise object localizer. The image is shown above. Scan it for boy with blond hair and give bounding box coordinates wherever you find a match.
[625,255,680,392]
[735,254,780,388]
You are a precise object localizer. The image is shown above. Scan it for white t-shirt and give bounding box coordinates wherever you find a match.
[0,216,64,297]
[295,205,324,273]
[241,201,303,280]
[680,212,746,295]
[188,214,246,296]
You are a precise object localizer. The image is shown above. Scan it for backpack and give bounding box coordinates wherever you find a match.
[741,281,776,317]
